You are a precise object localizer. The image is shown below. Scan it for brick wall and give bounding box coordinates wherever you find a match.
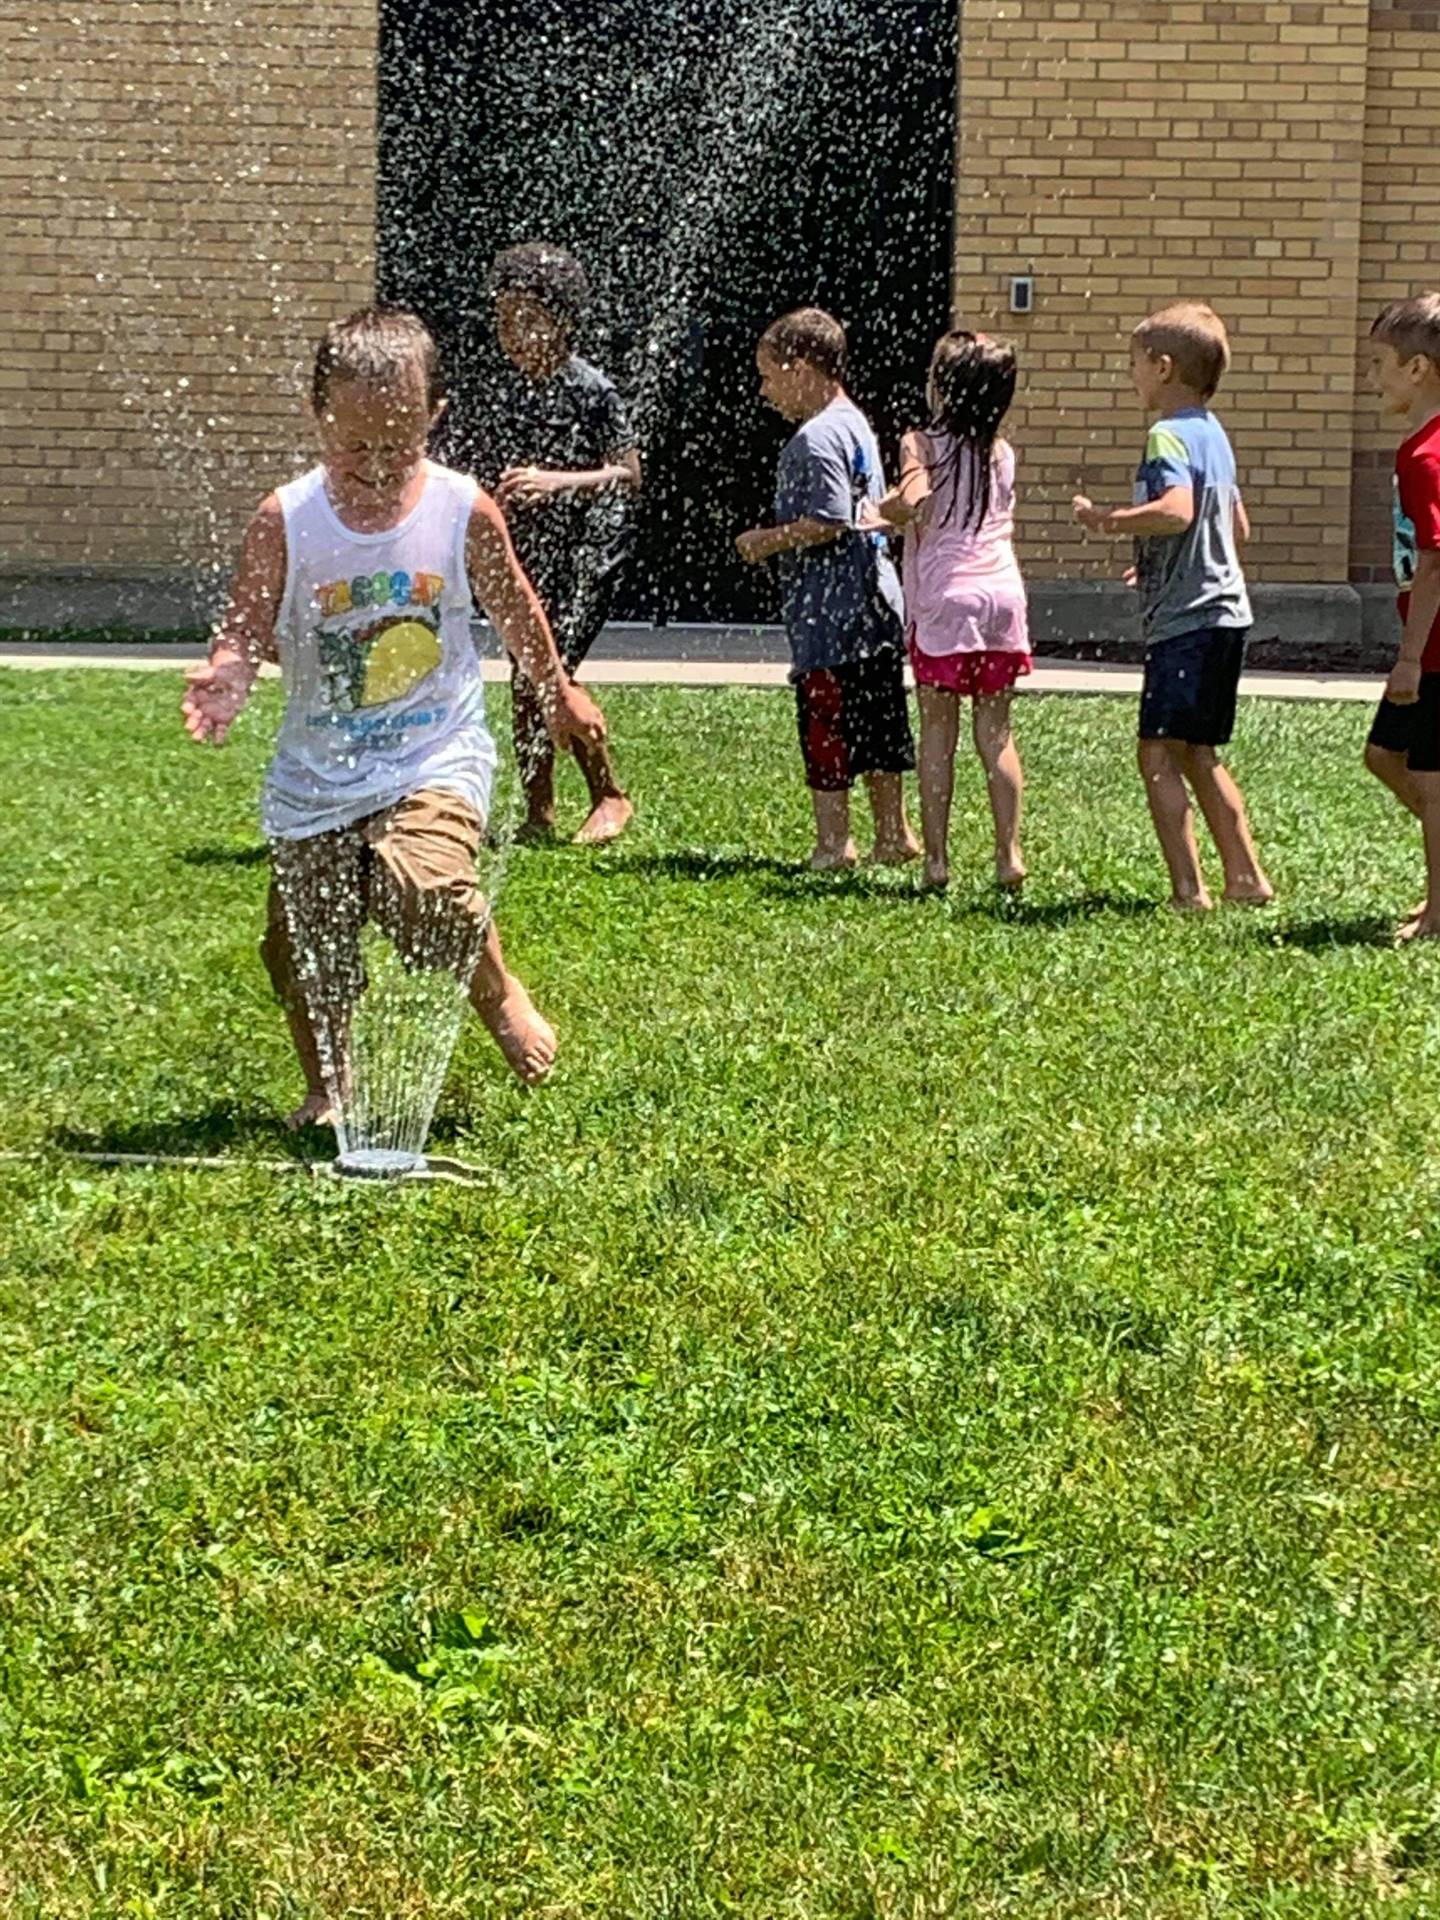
[1350,0,1440,581]
[953,0,1375,587]
[5,2,1435,600]
[0,2,375,585]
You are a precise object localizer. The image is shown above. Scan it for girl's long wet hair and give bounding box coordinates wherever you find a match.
[924,331,1018,533]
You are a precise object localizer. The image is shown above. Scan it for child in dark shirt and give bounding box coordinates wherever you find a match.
[438,243,639,845]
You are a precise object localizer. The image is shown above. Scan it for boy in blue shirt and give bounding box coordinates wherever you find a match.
[1074,301,1272,911]
[736,308,917,871]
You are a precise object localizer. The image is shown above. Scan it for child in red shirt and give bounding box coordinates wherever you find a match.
[1363,292,1440,940]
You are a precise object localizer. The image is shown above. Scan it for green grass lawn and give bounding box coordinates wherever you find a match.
[4,668,1440,1917]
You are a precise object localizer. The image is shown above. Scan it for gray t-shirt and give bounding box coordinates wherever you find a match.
[774,395,905,675]
[1132,409,1252,644]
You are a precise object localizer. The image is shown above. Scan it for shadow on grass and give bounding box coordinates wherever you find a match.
[1264,914,1399,952]
[52,1107,331,1164]
[179,844,269,869]
[611,848,802,882]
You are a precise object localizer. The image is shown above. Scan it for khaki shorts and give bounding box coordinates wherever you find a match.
[261,787,488,1010]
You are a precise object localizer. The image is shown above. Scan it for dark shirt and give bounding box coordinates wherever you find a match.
[436,354,636,614]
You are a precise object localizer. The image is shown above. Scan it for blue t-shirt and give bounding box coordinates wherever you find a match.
[1132,408,1252,645]
[774,396,905,675]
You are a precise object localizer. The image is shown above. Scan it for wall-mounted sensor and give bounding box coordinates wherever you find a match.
[1009,275,1035,315]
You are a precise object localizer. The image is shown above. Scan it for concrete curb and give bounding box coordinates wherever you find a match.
[0,646,1386,704]
[0,580,1405,673]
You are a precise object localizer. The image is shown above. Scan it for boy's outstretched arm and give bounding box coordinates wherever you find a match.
[182,495,285,745]
[735,517,848,564]
[1073,486,1195,539]
[499,447,642,508]
[466,492,606,747]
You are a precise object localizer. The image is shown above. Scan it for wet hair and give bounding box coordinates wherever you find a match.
[1371,292,1440,373]
[759,307,847,381]
[487,241,591,339]
[924,331,1018,533]
[1132,302,1230,399]
[311,306,444,413]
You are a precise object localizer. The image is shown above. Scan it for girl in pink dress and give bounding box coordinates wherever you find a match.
[872,333,1030,891]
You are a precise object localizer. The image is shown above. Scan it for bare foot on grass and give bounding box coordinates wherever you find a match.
[867,832,921,868]
[574,794,634,846]
[286,1090,337,1131]
[1169,892,1214,915]
[995,860,1027,892]
[1397,913,1440,945]
[1222,881,1275,907]
[475,977,558,1084]
[922,858,950,891]
[810,841,858,873]
[514,817,558,847]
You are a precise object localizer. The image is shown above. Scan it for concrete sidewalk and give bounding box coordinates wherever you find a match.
[0,640,1386,703]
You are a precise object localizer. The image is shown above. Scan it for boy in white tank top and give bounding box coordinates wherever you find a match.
[181,308,607,1129]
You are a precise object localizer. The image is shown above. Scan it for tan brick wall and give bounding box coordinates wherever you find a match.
[1350,3,1440,581]
[953,0,1373,587]
[0,1,375,583]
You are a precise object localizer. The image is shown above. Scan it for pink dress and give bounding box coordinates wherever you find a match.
[902,435,1030,696]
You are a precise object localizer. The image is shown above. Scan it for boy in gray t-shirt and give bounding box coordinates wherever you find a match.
[1074,302,1272,912]
[736,308,917,872]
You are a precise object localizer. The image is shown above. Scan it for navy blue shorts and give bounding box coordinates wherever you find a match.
[1368,674,1440,775]
[1139,626,1249,746]
[794,652,915,792]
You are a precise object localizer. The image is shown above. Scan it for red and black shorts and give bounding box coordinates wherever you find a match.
[794,652,916,792]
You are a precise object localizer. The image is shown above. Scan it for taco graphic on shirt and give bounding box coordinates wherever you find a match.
[318,609,442,711]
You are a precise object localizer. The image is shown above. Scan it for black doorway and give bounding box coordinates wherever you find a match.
[378,0,958,625]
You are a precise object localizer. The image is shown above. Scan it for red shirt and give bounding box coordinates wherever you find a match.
[1395,412,1440,671]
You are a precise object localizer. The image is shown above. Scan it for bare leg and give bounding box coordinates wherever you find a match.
[1179,744,1273,904]
[1398,772,1440,942]
[810,788,857,870]
[467,920,558,1082]
[571,726,634,846]
[512,669,557,839]
[916,685,959,888]
[1366,741,1426,821]
[972,691,1025,888]
[864,772,920,866]
[262,843,361,1129]
[1138,738,1210,909]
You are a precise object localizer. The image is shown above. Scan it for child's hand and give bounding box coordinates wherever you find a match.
[735,528,773,565]
[498,466,568,509]
[546,679,608,750]
[1073,495,1108,535]
[181,650,255,745]
[1386,659,1423,706]
[856,500,890,535]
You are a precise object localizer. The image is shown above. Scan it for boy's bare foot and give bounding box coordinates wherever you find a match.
[995,860,1027,892]
[867,832,921,868]
[810,840,858,872]
[1397,913,1440,944]
[1169,892,1213,914]
[476,977,558,1084]
[514,817,558,847]
[1222,882,1276,907]
[286,1090,337,1131]
[922,858,950,891]
[574,794,633,846]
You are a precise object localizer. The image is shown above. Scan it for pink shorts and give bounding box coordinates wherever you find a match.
[909,643,1032,698]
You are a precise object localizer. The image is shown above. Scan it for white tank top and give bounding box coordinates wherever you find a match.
[262,461,496,840]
